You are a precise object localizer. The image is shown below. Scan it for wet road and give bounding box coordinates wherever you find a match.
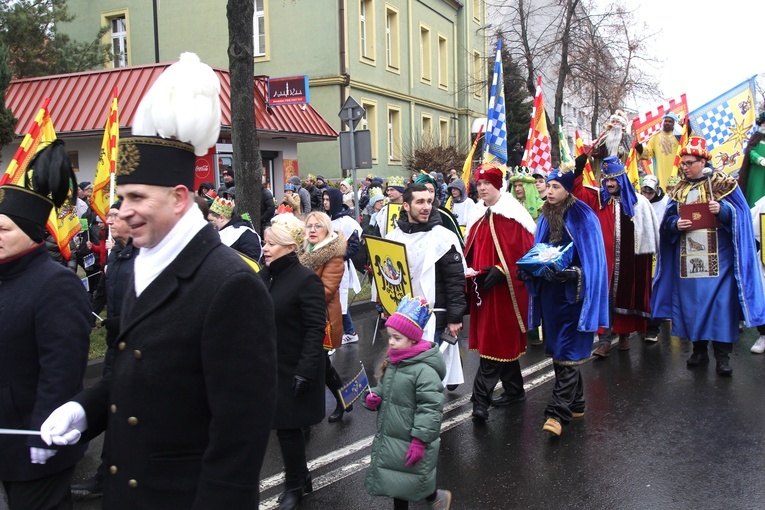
[59,304,765,509]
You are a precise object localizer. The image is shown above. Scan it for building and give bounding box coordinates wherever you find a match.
[58,0,488,184]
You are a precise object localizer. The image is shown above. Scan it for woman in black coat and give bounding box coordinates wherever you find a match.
[261,214,326,510]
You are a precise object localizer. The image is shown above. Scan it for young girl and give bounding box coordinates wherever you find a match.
[364,296,452,510]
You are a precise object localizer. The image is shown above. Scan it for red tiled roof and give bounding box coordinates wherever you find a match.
[6,63,338,140]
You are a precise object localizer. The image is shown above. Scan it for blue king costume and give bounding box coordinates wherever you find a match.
[652,136,765,374]
[524,167,609,433]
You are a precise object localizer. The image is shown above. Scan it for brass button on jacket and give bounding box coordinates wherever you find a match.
[127,417,139,426]
[109,465,118,474]
[133,350,142,359]
[128,479,138,488]
[117,342,126,350]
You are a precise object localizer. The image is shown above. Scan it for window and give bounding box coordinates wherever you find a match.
[422,114,433,144]
[361,100,378,161]
[438,35,448,89]
[420,25,431,82]
[67,151,80,173]
[473,50,483,98]
[439,118,449,146]
[387,106,402,162]
[254,0,266,57]
[110,16,127,67]
[360,0,375,62]
[473,0,482,23]
[385,6,399,71]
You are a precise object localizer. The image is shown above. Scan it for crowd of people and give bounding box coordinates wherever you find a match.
[4,53,765,510]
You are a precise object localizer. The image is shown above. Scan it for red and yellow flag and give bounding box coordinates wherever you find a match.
[574,129,596,186]
[1,98,56,185]
[1,98,81,260]
[670,118,692,179]
[624,139,641,189]
[464,124,483,196]
[91,88,119,223]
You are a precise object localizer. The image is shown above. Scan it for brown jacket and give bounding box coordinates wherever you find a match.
[300,232,347,348]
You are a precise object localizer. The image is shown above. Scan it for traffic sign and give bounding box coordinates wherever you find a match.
[338,96,366,130]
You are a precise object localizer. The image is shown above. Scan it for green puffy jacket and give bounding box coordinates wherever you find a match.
[365,343,446,501]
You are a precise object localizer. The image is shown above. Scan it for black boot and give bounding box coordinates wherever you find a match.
[713,341,733,376]
[687,341,709,367]
[326,363,353,423]
[278,489,303,510]
[277,474,312,505]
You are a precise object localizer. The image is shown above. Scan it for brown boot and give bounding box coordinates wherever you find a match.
[593,342,610,358]
[543,417,562,437]
[617,334,631,351]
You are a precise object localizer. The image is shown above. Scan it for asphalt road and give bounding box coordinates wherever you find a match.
[5,304,765,510]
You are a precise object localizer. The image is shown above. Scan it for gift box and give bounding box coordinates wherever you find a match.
[516,243,574,277]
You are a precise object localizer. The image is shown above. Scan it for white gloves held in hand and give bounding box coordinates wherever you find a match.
[30,447,57,464]
[40,401,88,446]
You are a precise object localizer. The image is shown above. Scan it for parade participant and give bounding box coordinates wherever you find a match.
[299,211,355,423]
[40,53,277,509]
[340,178,356,216]
[446,178,474,230]
[590,110,632,170]
[573,155,659,354]
[652,137,765,375]
[640,174,669,225]
[0,141,91,510]
[414,172,463,246]
[324,187,363,344]
[738,111,765,207]
[365,295,451,510]
[208,196,262,260]
[387,184,467,389]
[279,183,303,217]
[362,187,385,237]
[508,168,543,220]
[532,169,548,201]
[374,176,406,237]
[749,196,765,354]
[464,163,535,421]
[261,214,325,510]
[637,112,681,189]
[519,167,609,437]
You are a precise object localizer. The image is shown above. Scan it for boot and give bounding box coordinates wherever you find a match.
[687,341,710,367]
[713,341,733,376]
[277,474,312,504]
[326,365,353,423]
[617,334,631,351]
[277,489,303,510]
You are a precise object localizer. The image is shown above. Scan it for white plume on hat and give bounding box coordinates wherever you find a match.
[131,52,221,156]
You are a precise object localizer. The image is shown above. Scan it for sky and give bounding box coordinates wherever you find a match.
[621,0,763,115]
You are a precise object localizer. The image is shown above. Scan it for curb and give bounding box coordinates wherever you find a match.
[85,299,376,378]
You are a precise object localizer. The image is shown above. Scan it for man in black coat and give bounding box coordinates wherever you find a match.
[42,135,278,509]
[0,149,92,509]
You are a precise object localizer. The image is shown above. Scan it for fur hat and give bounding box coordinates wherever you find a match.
[475,163,504,190]
[385,295,432,341]
[209,197,234,218]
[680,136,711,161]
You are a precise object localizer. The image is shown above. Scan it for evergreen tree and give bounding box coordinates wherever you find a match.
[0,45,17,152]
[0,0,109,79]
[488,41,533,151]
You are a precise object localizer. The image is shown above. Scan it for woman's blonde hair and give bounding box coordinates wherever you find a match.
[266,213,305,249]
[302,211,333,250]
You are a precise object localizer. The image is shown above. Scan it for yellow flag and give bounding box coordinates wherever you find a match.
[91,89,120,223]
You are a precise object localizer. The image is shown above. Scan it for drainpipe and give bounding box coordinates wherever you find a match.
[338,0,349,102]
[152,0,160,63]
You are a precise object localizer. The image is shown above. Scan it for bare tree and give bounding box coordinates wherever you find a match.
[227,0,262,229]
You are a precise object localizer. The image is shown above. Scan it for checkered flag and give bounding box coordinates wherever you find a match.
[694,104,734,150]
[521,76,552,174]
[483,40,507,164]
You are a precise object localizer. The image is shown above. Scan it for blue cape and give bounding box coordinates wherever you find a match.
[528,199,610,332]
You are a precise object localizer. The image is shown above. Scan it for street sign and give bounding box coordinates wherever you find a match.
[338,96,366,130]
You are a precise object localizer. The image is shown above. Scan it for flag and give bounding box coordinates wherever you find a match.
[1,98,55,185]
[338,362,370,409]
[483,40,507,165]
[687,76,757,176]
[574,129,596,187]
[91,88,119,223]
[463,124,483,196]
[521,76,552,176]
[624,139,640,189]
[632,95,689,144]
[1,98,81,260]
[557,118,574,168]
[670,117,693,181]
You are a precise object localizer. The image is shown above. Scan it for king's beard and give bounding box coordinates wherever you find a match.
[604,127,623,157]
[541,194,576,244]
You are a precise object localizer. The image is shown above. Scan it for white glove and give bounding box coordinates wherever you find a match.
[40,401,88,446]
[758,157,765,167]
[30,447,57,464]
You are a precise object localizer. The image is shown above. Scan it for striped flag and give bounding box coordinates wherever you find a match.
[624,139,641,189]
[574,130,596,187]
[483,40,507,165]
[464,124,483,196]
[91,88,119,223]
[521,76,552,176]
[670,118,693,182]
[557,118,574,168]
[1,98,56,185]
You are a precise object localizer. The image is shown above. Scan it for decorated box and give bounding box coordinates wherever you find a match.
[516,243,574,276]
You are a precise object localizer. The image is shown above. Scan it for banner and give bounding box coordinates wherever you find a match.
[338,362,370,409]
[557,117,574,169]
[91,88,119,223]
[521,76,552,176]
[632,95,689,143]
[483,40,507,165]
[574,129,596,187]
[463,123,483,197]
[385,203,402,234]
[687,76,757,176]
[364,236,412,316]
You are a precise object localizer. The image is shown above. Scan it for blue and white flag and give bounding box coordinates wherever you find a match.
[484,40,507,165]
[687,76,757,175]
[338,361,370,408]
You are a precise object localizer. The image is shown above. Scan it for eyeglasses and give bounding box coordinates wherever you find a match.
[680,159,701,167]
[106,213,119,219]
[305,224,325,231]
